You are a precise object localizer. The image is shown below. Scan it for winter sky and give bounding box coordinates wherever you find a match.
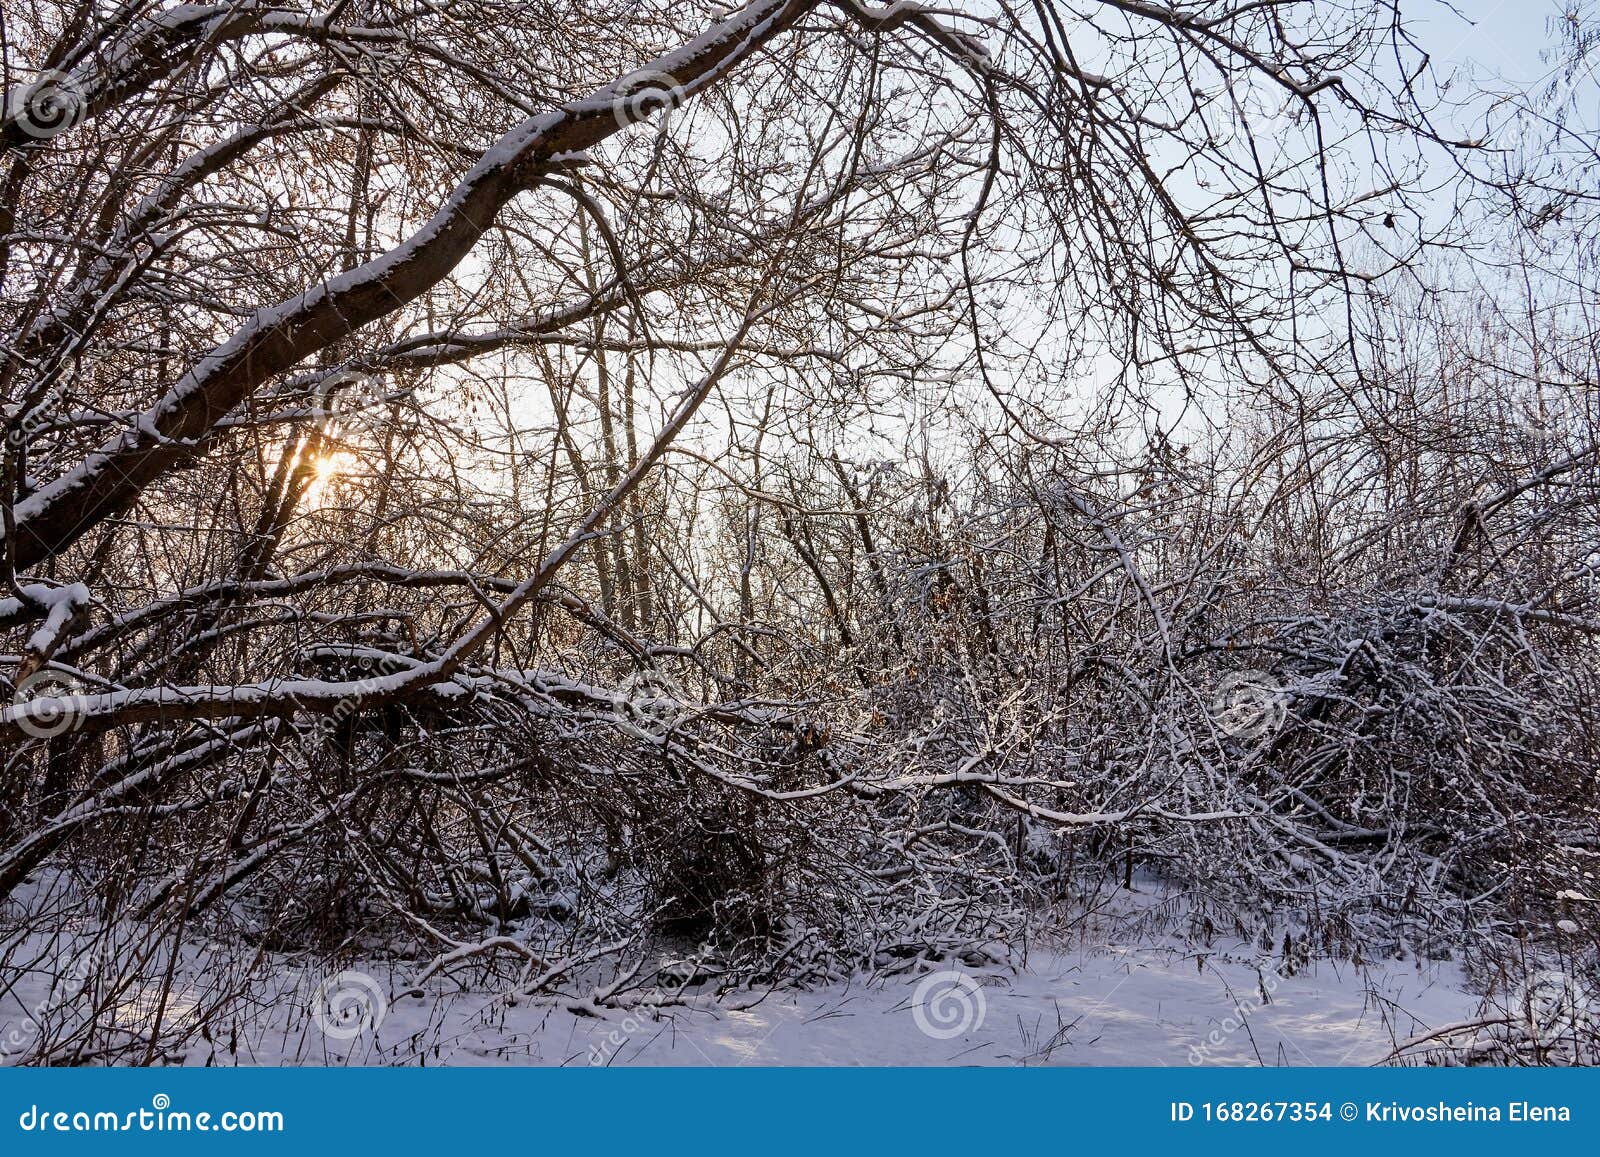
[1423,0,1575,87]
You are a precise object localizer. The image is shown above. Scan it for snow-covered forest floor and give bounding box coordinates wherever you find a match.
[3,880,1494,1067]
[316,939,1473,1068]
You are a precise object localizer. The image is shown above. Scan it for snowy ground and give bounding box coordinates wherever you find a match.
[290,942,1474,1068]
[2,881,1484,1067]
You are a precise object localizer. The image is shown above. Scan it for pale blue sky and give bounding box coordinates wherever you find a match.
[1418,0,1574,85]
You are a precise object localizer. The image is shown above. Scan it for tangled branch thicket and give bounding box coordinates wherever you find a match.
[1,0,1597,1063]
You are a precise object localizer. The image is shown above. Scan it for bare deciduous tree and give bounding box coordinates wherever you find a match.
[1,0,1595,1064]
